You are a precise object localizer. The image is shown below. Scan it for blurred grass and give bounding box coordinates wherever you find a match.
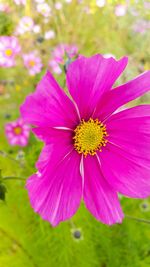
[0,0,150,267]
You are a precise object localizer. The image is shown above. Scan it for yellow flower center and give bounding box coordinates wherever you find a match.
[73,118,108,156]
[5,49,13,57]
[14,126,22,135]
[28,60,35,67]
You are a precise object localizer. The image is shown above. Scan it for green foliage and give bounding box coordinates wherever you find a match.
[0,12,14,36]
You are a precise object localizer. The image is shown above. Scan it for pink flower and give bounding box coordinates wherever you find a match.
[132,19,150,34]
[14,0,26,5]
[0,3,10,13]
[23,51,43,76]
[52,44,78,64]
[21,54,150,226]
[0,36,21,68]
[5,118,30,147]
[49,59,62,75]
[49,43,78,74]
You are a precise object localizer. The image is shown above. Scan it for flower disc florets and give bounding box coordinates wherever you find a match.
[73,118,108,156]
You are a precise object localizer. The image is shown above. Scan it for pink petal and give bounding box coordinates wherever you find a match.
[83,155,124,225]
[20,71,79,129]
[26,149,82,226]
[95,71,150,121]
[66,54,128,119]
[99,105,150,198]
[32,126,73,144]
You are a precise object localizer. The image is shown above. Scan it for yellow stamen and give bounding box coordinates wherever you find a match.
[14,126,22,135]
[28,60,35,67]
[5,49,13,57]
[73,118,108,156]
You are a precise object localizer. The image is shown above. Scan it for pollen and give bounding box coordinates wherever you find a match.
[73,118,108,156]
[28,60,35,67]
[5,49,13,57]
[14,126,22,135]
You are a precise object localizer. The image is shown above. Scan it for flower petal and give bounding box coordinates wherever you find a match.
[20,71,79,129]
[99,105,150,198]
[95,71,150,121]
[26,147,82,226]
[67,54,128,119]
[83,155,124,225]
[32,127,73,145]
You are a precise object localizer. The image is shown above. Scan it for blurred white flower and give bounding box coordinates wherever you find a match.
[33,25,41,34]
[115,5,127,17]
[36,3,51,17]
[15,16,34,35]
[103,53,116,59]
[65,0,72,3]
[44,30,55,40]
[55,2,62,10]
[14,0,26,5]
[96,0,106,8]
[34,0,45,3]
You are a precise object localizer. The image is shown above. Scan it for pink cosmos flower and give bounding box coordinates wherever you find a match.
[23,51,43,76]
[0,3,10,13]
[132,19,150,35]
[21,54,150,226]
[49,44,78,74]
[0,36,21,68]
[49,59,62,75]
[5,118,30,147]
[52,44,78,64]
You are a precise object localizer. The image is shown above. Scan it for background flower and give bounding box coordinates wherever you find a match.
[23,51,43,75]
[15,16,34,35]
[5,118,30,146]
[0,36,21,67]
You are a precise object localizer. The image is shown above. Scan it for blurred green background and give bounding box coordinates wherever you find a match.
[0,0,150,266]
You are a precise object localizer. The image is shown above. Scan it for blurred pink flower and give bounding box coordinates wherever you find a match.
[14,0,26,5]
[49,44,78,74]
[0,3,10,13]
[5,118,30,147]
[53,44,78,64]
[115,5,127,17]
[23,51,43,76]
[49,59,62,75]
[132,19,150,34]
[16,16,34,35]
[0,36,21,68]
[21,54,150,226]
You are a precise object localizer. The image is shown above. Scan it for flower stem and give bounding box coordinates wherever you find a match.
[125,214,150,224]
[2,176,26,181]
